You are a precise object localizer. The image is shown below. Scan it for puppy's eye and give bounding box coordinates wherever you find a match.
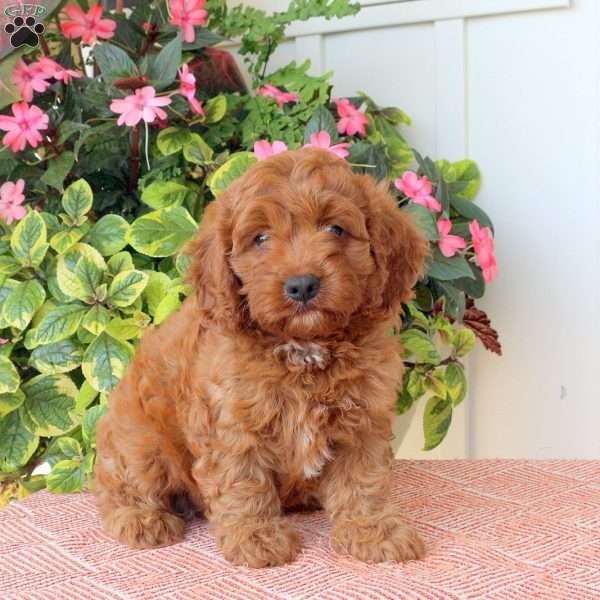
[325,224,345,237]
[255,233,270,247]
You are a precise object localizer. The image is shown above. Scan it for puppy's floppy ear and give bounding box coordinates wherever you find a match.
[185,190,246,329]
[358,174,429,314]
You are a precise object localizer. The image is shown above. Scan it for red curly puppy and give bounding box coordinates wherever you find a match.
[95,148,428,567]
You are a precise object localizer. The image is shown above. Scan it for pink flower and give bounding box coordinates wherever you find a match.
[394,171,442,213]
[110,86,172,127]
[257,84,299,109]
[437,219,466,258]
[303,131,350,159]
[177,64,204,115]
[170,0,208,43]
[335,98,369,137]
[12,59,52,103]
[253,140,288,160]
[0,179,26,225]
[0,102,49,153]
[469,219,497,283]
[0,338,8,345]
[61,3,116,44]
[36,57,82,85]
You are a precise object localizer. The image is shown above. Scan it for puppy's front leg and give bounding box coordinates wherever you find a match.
[195,449,299,568]
[319,438,425,563]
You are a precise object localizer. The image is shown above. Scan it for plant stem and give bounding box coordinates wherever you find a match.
[116,0,125,14]
[39,36,50,56]
[78,44,86,71]
[129,124,141,193]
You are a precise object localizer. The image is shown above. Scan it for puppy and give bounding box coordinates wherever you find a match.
[95,148,428,567]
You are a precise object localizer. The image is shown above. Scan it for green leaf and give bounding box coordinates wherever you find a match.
[208,152,257,197]
[108,269,149,307]
[427,250,475,281]
[10,210,48,267]
[2,280,46,330]
[452,328,476,357]
[82,304,111,336]
[183,133,214,164]
[0,388,24,418]
[0,278,18,324]
[141,180,190,210]
[57,243,107,302]
[452,262,485,300]
[304,105,338,143]
[75,381,98,412]
[128,207,198,257]
[82,404,108,448]
[29,339,84,375]
[154,292,181,325]
[0,256,21,276]
[46,459,85,493]
[399,329,440,365]
[203,95,227,124]
[450,196,494,233]
[143,271,172,316]
[157,127,192,156]
[0,410,39,472]
[396,386,413,415]
[50,225,89,254]
[423,395,452,451]
[175,254,191,277]
[82,333,133,393]
[107,251,134,275]
[347,142,388,180]
[105,317,142,341]
[95,43,138,82]
[149,34,182,89]
[402,203,439,241]
[406,369,426,400]
[46,258,74,304]
[84,214,130,256]
[425,369,447,398]
[446,362,467,406]
[21,374,80,437]
[62,179,94,223]
[32,304,88,345]
[435,281,466,321]
[0,356,20,394]
[438,159,481,200]
[41,151,75,193]
[182,28,226,50]
[56,437,82,460]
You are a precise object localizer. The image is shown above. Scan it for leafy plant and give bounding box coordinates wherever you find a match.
[0,0,500,504]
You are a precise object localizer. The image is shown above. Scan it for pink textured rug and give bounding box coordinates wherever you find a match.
[1,460,600,599]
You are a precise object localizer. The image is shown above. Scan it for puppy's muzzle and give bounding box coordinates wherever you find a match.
[284,274,320,304]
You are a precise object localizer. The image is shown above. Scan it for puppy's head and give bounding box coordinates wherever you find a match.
[187,148,428,339]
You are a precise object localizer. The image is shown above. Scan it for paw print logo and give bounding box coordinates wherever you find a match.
[4,16,45,48]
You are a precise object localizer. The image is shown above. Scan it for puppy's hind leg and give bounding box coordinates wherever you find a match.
[94,386,189,549]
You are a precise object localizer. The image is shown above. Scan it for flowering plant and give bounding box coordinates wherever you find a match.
[0,0,500,503]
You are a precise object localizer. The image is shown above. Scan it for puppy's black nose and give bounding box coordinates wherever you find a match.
[284,274,320,303]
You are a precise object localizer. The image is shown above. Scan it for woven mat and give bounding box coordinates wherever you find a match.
[1,460,600,599]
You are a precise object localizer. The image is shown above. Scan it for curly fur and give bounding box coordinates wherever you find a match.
[95,148,428,567]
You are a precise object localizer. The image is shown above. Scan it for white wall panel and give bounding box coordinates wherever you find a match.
[324,23,437,153]
[466,2,600,458]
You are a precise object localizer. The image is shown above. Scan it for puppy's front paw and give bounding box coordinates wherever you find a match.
[332,513,425,563]
[218,517,300,568]
[104,505,185,549]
